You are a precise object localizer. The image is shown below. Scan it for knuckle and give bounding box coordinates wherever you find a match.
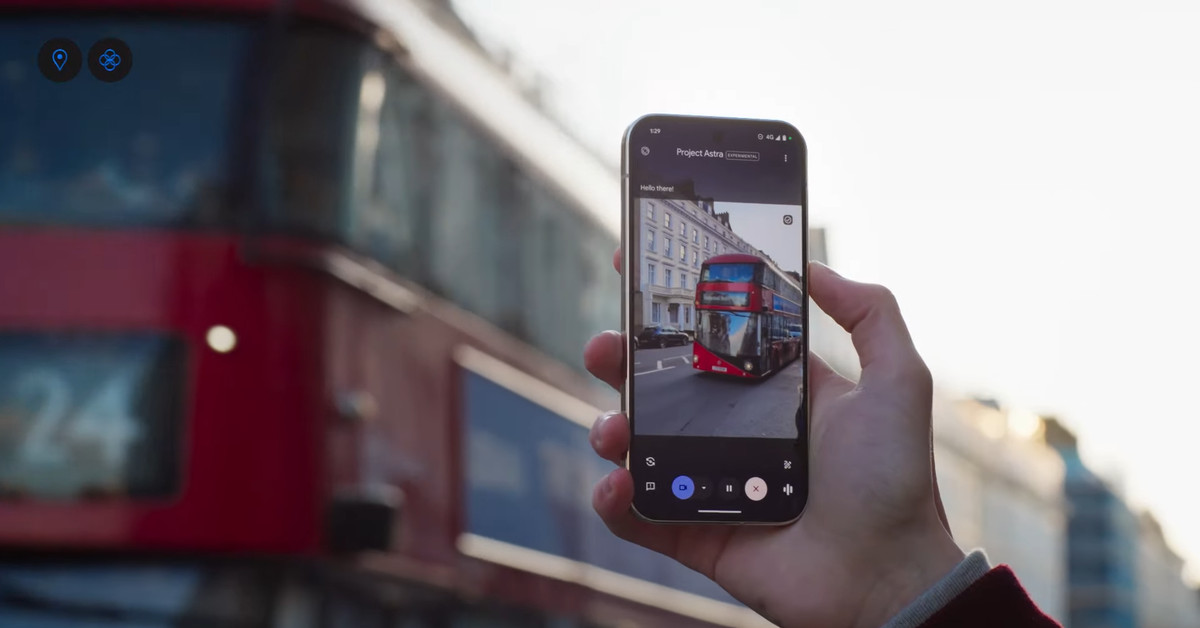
[864,283,899,309]
[902,357,933,391]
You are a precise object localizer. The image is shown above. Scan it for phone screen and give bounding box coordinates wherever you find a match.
[623,115,807,524]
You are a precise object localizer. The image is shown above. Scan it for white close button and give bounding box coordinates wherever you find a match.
[744,477,767,501]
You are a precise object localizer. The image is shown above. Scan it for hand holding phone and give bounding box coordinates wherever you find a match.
[586,261,964,628]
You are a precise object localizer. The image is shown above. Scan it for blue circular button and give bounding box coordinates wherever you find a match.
[672,475,695,500]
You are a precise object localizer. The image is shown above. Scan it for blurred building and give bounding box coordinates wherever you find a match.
[933,397,1069,623]
[1044,418,1139,628]
[806,229,1070,620]
[634,197,758,334]
[1136,512,1200,628]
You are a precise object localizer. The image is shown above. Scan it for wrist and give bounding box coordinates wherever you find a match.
[851,523,965,628]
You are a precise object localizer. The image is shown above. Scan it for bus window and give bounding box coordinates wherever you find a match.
[264,25,364,239]
[262,25,617,373]
[0,18,253,229]
[699,263,755,283]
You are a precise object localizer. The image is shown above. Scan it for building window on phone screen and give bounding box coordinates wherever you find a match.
[693,250,699,267]
[647,203,655,221]
[680,221,686,237]
[652,303,661,323]
[664,237,672,257]
[692,228,698,244]
[647,228,656,252]
[664,213,671,229]
[648,263,656,286]
[664,269,672,289]
[685,306,690,324]
[680,245,687,262]
[704,236,709,251]
[680,272,687,289]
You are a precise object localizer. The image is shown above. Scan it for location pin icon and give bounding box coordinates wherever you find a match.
[52,48,67,71]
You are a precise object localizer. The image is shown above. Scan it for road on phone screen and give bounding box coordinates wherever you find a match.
[632,343,803,438]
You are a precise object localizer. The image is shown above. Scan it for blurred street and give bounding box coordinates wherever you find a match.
[633,344,801,438]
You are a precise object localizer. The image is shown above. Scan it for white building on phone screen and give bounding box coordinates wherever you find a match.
[633,197,758,334]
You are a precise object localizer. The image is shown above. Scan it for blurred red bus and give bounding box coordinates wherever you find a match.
[0,0,769,626]
[692,254,804,378]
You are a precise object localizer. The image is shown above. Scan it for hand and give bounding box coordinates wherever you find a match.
[583,254,964,628]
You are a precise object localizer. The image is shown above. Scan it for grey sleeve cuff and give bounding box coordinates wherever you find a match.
[880,549,992,628]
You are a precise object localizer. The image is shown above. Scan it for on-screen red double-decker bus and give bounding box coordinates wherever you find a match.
[0,1,772,626]
[692,253,805,378]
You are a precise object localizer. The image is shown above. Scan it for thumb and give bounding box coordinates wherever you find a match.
[807,262,928,386]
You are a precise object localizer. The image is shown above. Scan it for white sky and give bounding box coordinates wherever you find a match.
[453,0,1200,580]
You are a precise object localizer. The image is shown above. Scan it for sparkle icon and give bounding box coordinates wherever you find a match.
[87,38,132,82]
[99,48,121,71]
[52,49,67,71]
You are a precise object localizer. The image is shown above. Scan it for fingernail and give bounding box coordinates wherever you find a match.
[601,473,614,497]
[591,412,614,448]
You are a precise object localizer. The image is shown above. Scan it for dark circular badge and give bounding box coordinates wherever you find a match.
[37,38,83,82]
[87,38,132,82]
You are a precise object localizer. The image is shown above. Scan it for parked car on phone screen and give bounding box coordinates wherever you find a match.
[636,326,690,348]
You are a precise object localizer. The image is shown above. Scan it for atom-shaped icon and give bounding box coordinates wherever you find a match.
[99,48,121,71]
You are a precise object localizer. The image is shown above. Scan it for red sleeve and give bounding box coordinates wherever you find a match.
[918,565,1062,628]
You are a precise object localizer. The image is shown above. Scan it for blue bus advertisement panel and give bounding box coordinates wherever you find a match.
[456,348,757,625]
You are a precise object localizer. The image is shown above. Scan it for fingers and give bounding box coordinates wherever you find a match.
[592,468,683,560]
[590,412,631,466]
[613,248,621,274]
[807,262,930,388]
[584,331,625,391]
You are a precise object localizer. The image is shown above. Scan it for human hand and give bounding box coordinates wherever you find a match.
[583,253,963,627]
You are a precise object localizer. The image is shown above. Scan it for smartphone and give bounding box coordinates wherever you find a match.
[621,114,808,524]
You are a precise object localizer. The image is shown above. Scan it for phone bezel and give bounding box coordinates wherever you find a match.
[620,113,810,525]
